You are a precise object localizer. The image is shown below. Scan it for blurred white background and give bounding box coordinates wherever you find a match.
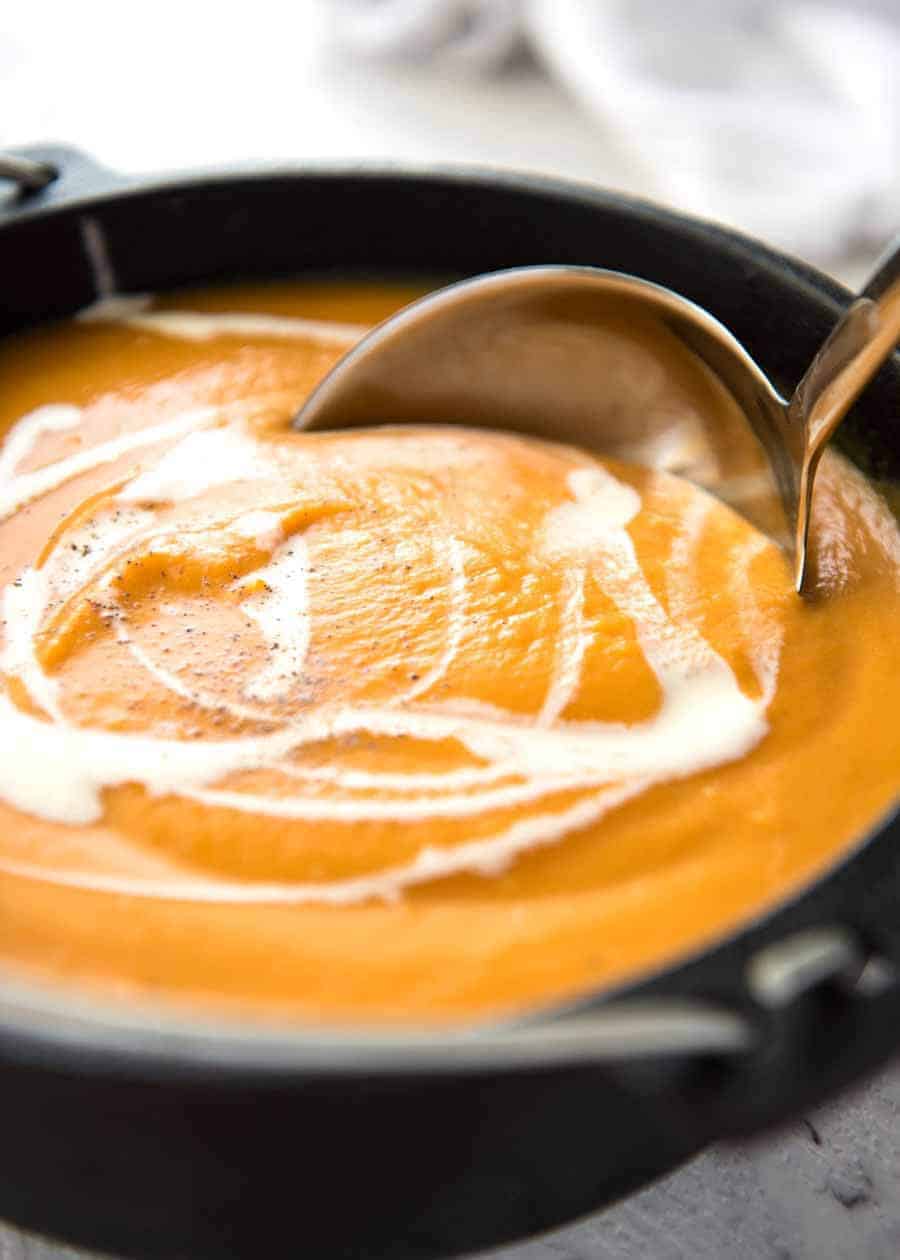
[2,0,898,285]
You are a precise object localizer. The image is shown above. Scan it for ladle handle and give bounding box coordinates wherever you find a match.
[790,235,900,591]
[792,234,900,451]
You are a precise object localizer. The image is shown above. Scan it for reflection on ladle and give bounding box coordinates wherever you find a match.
[294,242,900,593]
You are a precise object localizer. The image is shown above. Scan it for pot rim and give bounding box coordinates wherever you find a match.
[0,150,896,1085]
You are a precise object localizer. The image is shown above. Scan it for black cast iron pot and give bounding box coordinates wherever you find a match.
[0,147,899,1260]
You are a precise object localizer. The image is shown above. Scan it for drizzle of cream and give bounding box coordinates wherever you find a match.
[613,415,717,483]
[1,568,61,722]
[39,504,156,607]
[77,294,153,323]
[537,566,587,726]
[0,404,83,483]
[0,780,648,905]
[184,767,617,822]
[390,536,467,704]
[114,618,275,727]
[79,217,118,302]
[230,511,284,551]
[276,760,513,793]
[235,535,312,702]
[563,466,642,533]
[85,306,367,347]
[0,406,220,523]
[118,426,275,505]
[730,534,783,701]
[0,413,800,904]
[665,491,713,624]
[0,506,158,724]
[0,690,302,826]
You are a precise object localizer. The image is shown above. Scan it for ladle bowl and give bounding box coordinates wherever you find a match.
[296,252,900,592]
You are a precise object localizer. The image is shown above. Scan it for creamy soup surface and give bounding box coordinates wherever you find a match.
[0,280,898,1026]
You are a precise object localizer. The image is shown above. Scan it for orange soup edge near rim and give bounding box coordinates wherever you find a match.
[0,279,898,1027]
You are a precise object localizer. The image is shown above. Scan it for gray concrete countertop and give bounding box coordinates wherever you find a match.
[495,1062,900,1260]
[2,1055,899,1260]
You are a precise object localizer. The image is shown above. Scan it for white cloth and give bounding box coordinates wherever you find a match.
[329,0,523,69]
[328,0,900,259]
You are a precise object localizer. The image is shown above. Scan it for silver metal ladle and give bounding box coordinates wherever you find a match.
[295,245,900,593]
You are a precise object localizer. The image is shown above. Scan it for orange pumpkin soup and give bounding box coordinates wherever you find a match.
[0,280,898,1025]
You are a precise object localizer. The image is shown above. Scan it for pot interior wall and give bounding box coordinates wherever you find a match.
[2,171,897,480]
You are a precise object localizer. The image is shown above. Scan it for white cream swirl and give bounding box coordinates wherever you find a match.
[0,392,786,905]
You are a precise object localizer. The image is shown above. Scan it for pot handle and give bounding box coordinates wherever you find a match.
[0,146,127,221]
[473,923,900,1141]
